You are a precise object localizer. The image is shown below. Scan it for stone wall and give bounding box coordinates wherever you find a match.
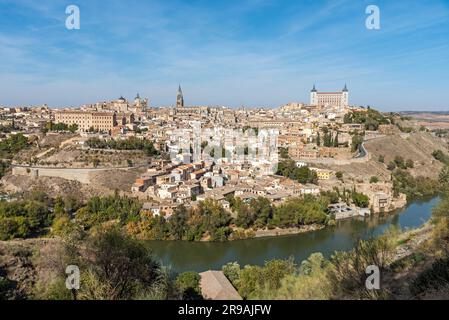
[11,166,131,184]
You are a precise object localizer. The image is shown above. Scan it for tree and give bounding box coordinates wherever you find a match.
[432,150,449,165]
[0,133,29,159]
[168,205,188,240]
[200,141,208,152]
[352,191,370,208]
[237,259,296,299]
[78,228,162,300]
[370,176,379,184]
[279,147,289,159]
[316,132,321,147]
[271,195,328,228]
[68,124,78,133]
[0,266,17,300]
[222,262,241,287]
[336,171,343,181]
[351,134,363,153]
[92,159,100,168]
[394,156,405,168]
[333,133,339,147]
[439,165,449,192]
[378,155,385,163]
[387,161,397,171]
[175,272,202,300]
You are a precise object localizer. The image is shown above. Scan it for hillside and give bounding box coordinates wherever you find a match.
[323,132,448,182]
[365,132,447,179]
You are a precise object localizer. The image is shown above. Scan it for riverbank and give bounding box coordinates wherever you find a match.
[253,224,325,238]
[145,197,439,272]
[0,196,442,300]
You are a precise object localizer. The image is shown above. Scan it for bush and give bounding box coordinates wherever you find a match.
[432,150,449,165]
[0,217,31,240]
[175,272,202,300]
[387,161,397,171]
[75,228,163,300]
[237,259,296,299]
[410,257,449,297]
[392,169,440,200]
[329,236,394,299]
[261,253,332,300]
[222,262,241,287]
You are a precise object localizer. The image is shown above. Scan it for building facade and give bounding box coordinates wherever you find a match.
[54,110,117,132]
[310,85,349,107]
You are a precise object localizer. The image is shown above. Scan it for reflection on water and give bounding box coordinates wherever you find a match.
[146,197,440,272]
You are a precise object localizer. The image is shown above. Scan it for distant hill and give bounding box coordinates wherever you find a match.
[399,111,449,115]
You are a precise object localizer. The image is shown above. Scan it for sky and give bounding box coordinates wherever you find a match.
[0,0,449,111]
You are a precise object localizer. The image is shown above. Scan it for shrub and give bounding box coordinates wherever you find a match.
[410,257,449,297]
[175,272,202,300]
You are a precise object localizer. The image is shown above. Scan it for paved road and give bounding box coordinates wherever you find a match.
[354,142,367,159]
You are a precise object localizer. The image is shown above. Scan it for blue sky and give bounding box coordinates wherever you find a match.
[0,0,449,110]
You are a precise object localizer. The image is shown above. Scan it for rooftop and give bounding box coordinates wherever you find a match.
[199,271,242,300]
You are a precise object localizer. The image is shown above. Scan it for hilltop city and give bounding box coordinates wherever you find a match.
[1,84,443,223]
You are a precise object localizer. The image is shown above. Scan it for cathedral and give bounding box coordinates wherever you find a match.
[109,94,148,114]
[176,85,184,108]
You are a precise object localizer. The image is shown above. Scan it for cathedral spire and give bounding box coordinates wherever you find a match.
[343,84,348,92]
[176,84,184,108]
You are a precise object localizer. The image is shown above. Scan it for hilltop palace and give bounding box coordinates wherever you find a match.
[310,84,349,108]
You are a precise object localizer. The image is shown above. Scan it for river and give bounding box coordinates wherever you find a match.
[146,197,440,273]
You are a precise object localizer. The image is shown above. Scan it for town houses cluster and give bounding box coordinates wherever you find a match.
[0,85,405,219]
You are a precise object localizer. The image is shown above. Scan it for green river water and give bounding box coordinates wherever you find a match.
[146,197,440,272]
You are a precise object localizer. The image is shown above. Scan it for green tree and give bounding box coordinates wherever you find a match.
[336,171,343,181]
[222,262,241,287]
[175,272,202,300]
[77,228,163,300]
[351,134,363,153]
[387,161,397,171]
[370,176,379,184]
[333,133,339,147]
[352,191,370,208]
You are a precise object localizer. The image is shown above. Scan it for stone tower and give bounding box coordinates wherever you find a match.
[176,85,184,108]
[310,84,318,105]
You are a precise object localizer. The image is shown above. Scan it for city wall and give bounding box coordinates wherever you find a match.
[11,166,130,184]
[297,153,371,165]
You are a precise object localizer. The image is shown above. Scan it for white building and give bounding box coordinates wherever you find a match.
[310,85,349,107]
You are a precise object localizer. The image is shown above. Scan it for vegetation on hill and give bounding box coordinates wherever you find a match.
[276,160,318,185]
[43,122,78,133]
[351,133,364,152]
[0,190,54,240]
[127,196,329,241]
[344,109,391,131]
[432,150,449,165]
[392,169,441,200]
[0,133,29,159]
[40,228,176,300]
[0,189,331,243]
[86,137,159,156]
